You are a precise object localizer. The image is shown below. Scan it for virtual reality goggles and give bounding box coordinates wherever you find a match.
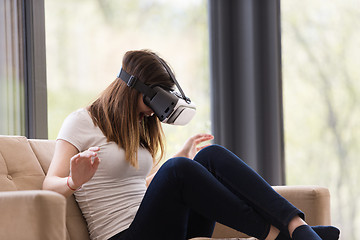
[117,60,196,125]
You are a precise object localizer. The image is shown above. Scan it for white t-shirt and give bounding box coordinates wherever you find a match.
[57,108,153,240]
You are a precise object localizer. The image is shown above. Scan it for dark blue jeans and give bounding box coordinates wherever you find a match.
[110,145,303,240]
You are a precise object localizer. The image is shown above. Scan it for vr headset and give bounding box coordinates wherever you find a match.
[117,59,196,125]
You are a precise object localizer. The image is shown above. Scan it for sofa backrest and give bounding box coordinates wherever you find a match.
[0,135,44,191]
[0,135,90,240]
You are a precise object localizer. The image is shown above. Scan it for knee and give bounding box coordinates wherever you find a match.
[161,157,195,176]
[149,157,196,191]
[195,144,243,168]
[195,144,227,163]
[199,144,226,155]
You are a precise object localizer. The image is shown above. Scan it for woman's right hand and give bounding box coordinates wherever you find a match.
[68,147,101,189]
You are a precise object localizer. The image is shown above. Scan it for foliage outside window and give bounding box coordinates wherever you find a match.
[282,1,360,239]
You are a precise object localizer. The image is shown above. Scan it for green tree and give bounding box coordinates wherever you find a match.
[282,1,360,239]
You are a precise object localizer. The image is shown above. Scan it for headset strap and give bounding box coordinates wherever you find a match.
[118,68,157,99]
[157,58,191,103]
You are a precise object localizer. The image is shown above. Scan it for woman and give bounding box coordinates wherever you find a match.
[43,50,340,240]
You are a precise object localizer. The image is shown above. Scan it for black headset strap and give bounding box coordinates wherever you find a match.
[118,68,157,99]
[156,57,191,103]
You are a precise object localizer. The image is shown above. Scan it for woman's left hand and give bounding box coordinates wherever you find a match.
[173,133,214,159]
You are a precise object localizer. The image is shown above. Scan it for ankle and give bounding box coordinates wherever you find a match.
[288,216,307,237]
[265,225,280,240]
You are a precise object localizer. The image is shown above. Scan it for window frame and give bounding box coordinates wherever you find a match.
[22,0,48,139]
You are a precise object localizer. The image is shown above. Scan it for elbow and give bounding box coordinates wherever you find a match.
[42,176,58,192]
[42,176,51,191]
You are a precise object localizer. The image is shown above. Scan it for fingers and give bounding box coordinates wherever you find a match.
[79,151,97,159]
[71,147,101,166]
[88,146,100,152]
[92,156,101,169]
[70,153,80,162]
[193,134,214,145]
[191,133,213,140]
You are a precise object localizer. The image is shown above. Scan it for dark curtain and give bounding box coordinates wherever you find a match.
[208,0,284,185]
[22,0,48,139]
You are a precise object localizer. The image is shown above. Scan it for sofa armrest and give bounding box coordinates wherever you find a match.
[211,185,331,239]
[273,185,331,226]
[0,190,67,240]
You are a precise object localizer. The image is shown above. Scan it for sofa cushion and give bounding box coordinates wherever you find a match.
[0,135,44,191]
[28,139,56,175]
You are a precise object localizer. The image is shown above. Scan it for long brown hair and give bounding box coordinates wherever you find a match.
[88,50,174,167]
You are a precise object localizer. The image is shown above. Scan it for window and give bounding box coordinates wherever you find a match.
[282,1,360,239]
[1,0,47,139]
[45,0,210,158]
[0,0,25,136]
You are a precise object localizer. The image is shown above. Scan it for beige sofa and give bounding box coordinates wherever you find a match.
[0,135,332,240]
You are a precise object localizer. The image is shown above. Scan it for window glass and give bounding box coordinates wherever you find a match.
[0,0,25,136]
[45,0,210,159]
[282,1,360,239]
